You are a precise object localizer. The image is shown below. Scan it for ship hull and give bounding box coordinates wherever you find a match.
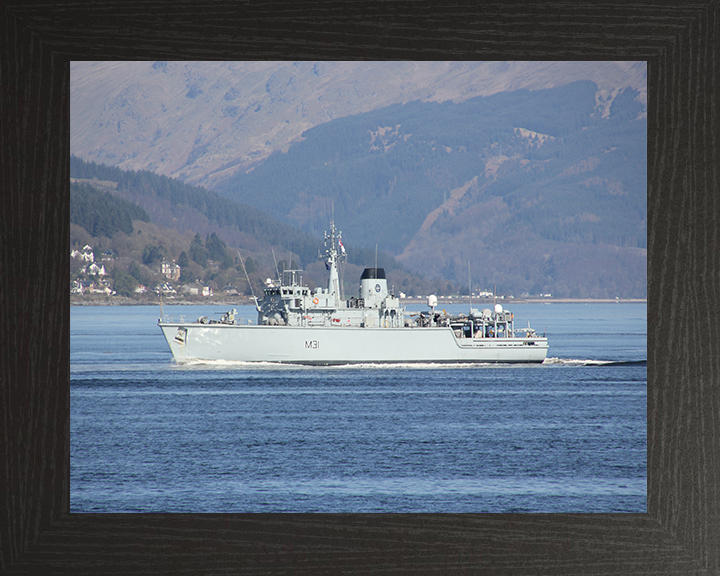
[159,322,548,365]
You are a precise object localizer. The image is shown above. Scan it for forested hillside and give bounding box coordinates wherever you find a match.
[70,158,442,300]
[71,156,320,266]
[70,182,151,236]
[71,156,410,273]
[215,81,646,298]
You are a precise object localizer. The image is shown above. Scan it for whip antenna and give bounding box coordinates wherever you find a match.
[468,260,472,312]
[271,249,280,282]
[238,250,259,310]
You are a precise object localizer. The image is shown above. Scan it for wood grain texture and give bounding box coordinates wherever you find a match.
[1,1,717,573]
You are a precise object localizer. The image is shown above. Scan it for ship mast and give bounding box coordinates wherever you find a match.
[322,219,345,308]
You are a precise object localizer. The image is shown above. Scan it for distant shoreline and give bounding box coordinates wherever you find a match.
[71,296,647,307]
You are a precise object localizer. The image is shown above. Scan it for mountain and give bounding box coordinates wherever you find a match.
[71,61,647,298]
[70,61,646,189]
[214,81,646,298]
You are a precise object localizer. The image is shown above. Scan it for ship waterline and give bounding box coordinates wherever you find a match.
[159,323,548,365]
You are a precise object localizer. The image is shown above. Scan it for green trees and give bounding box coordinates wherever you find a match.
[71,155,324,267]
[189,234,207,266]
[142,244,166,266]
[186,233,233,269]
[205,232,233,268]
[128,260,152,286]
[243,256,258,273]
[177,251,194,282]
[111,268,136,297]
[179,268,195,284]
[70,182,150,238]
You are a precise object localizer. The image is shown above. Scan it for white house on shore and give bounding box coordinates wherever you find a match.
[180,282,213,297]
[71,245,95,263]
[86,262,107,276]
[154,283,177,296]
[161,259,181,281]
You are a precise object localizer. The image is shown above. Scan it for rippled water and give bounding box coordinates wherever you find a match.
[71,302,646,512]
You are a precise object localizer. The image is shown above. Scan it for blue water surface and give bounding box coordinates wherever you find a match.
[71,302,647,513]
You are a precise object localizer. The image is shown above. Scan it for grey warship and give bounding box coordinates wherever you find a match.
[158,221,549,365]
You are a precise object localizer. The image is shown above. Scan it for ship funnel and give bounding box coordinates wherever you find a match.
[359,268,387,308]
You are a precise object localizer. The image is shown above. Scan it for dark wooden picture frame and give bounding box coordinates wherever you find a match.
[2,2,718,573]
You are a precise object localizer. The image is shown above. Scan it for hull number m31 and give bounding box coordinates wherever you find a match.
[305,340,319,349]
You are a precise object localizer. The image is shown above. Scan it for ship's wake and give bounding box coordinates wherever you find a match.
[543,358,647,367]
[170,359,290,370]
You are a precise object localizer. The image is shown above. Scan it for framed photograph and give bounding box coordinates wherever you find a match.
[2,2,716,573]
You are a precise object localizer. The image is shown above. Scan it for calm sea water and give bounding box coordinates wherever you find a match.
[71,302,646,513]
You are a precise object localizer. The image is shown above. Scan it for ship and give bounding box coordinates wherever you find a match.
[158,221,548,365]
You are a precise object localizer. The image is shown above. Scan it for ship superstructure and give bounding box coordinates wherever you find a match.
[158,221,548,365]
[255,222,403,329]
